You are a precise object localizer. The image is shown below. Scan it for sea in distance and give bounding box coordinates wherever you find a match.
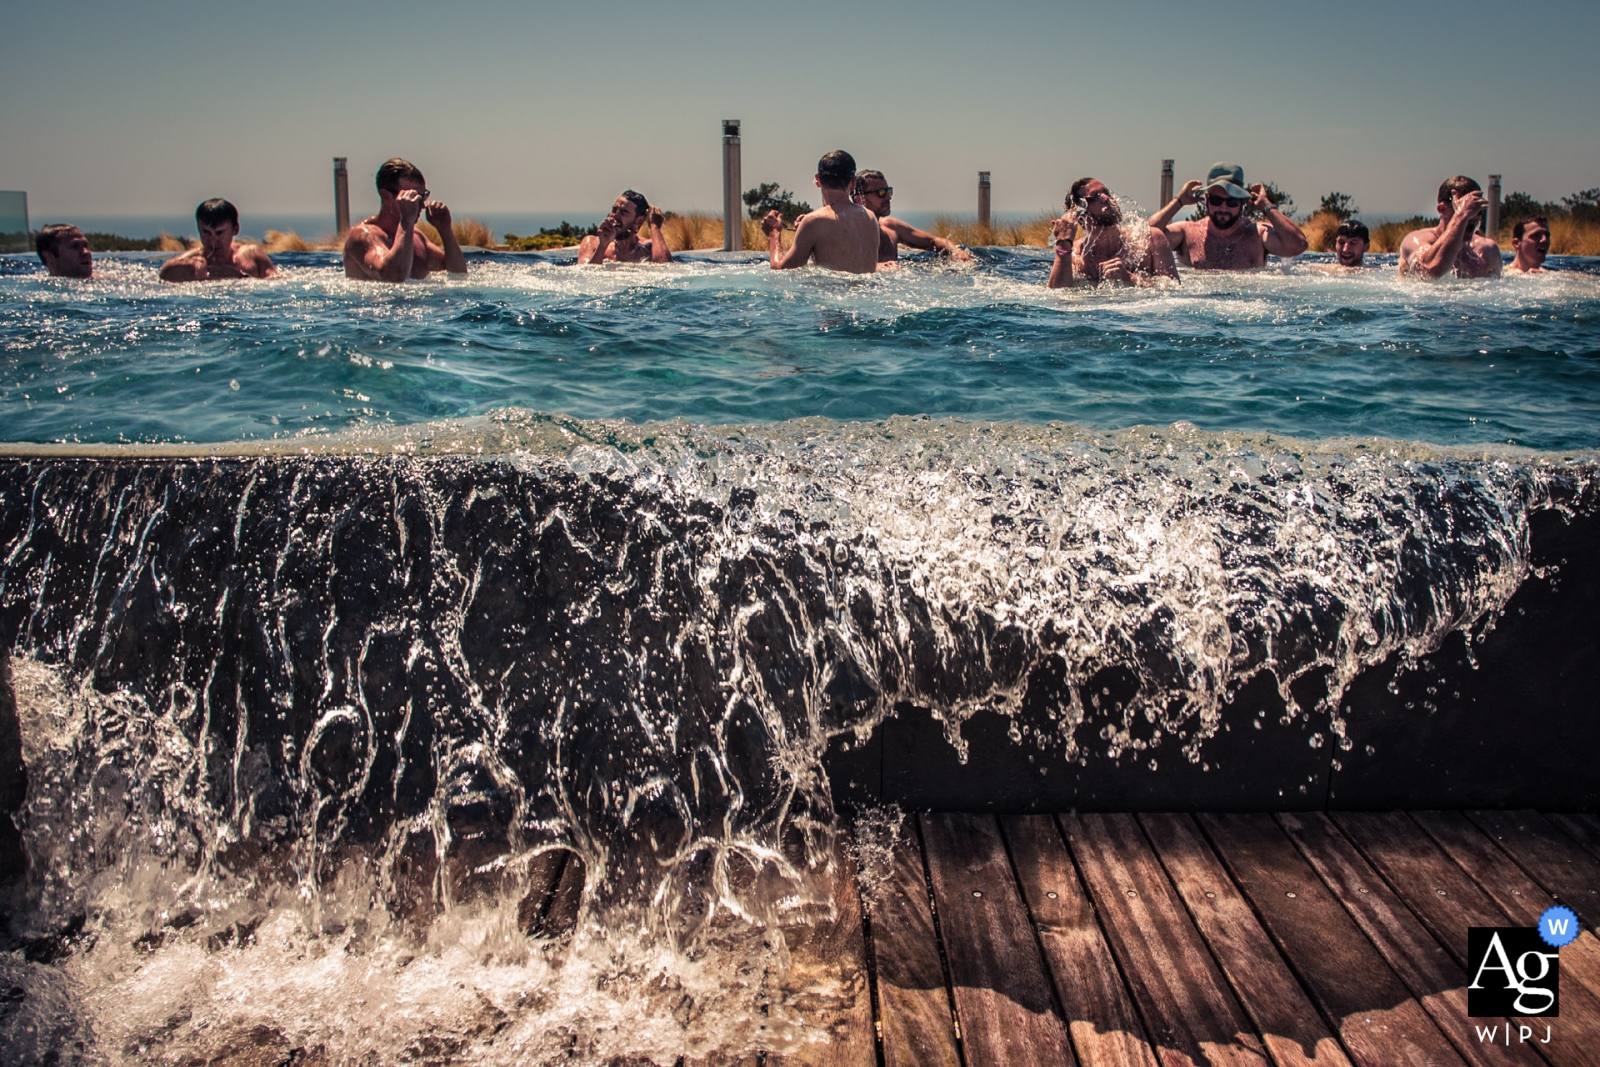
[1,244,1598,1066]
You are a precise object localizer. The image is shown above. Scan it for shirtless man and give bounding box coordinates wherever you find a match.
[159,199,276,282]
[576,190,671,264]
[1506,216,1551,274]
[343,158,467,281]
[1046,177,1178,288]
[35,224,93,278]
[1332,220,1370,268]
[763,150,879,274]
[852,170,972,264]
[1149,162,1308,270]
[1397,176,1501,280]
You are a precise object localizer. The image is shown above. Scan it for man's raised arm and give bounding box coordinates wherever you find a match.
[1252,184,1308,258]
[648,207,672,264]
[765,211,813,270]
[424,201,468,275]
[1046,216,1076,289]
[1401,190,1486,279]
[1148,179,1201,252]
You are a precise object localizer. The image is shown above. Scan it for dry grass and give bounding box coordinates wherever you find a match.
[1302,210,1342,253]
[929,213,1056,246]
[658,212,724,252]
[157,233,192,252]
[416,217,496,248]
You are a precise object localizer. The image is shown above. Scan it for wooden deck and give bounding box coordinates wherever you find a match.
[519,811,1600,1064]
[617,809,1599,1067]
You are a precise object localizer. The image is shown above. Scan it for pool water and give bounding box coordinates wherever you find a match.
[3,248,1597,450]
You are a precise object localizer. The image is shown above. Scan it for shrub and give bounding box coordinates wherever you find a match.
[743,183,812,226]
[1317,192,1358,221]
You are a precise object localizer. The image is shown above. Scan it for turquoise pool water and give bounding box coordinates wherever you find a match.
[3,248,1597,449]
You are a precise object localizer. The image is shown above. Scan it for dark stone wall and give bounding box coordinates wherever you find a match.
[824,504,1600,812]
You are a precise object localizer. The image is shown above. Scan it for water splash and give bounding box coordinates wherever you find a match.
[0,415,1592,1063]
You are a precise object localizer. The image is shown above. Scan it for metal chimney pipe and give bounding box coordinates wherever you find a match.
[978,171,991,229]
[1486,174,1502,239]
[1160,160,1174,209]
[722,121,742,252]
[333,157,350,235]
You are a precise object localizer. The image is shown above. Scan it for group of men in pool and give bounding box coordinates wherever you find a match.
[32,154,1557,283]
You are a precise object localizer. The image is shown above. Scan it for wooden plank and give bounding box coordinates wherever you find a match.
[515,848,572,935]
[1338,812,1600,1064]
[922,813,1077,1067]
[1002,814,1161,1067]
[1276,812,1549,1067]
[1546,813,1600,867]
[1059,813,1270,1067]
[531,849,586,940]
[1332,812,1515,964]
[768,850,878,1067]
[1147,813,1382,1067]
[1467,810,1600,930]
[863,831,962,1067]
[1414,811,1600,1006]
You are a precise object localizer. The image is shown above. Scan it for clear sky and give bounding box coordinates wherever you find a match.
[4,0,1596,224]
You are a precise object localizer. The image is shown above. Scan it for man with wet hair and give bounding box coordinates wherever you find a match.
[1333,219,1370,268]
[160,199,277,282]
[35,224,93,278]
[763,150,879,274]
[576,190,671,264]
[1506,216,1551,274]
[1047,177,1178,288]
[1148,162,1308,270]
[343,157,467,281]
[852,170,972,264]
[1398,176,1501,279]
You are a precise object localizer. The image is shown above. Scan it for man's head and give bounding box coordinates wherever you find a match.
[1203,162,1248,230]
[1436,175,1481,220]
[816,150,857,192]
[35,224,92,278]
[376,158,428,203]
[610,189,650,230]
[1333,219,1369,267]
[1068,177,1122,225]
[1512,215,1551,267]
[853,170,892,218]
[195,198,240,257]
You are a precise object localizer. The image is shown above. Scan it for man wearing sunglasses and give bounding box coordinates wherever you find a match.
[852,171,973,264]
[1397,176,1501,280]
[1047,177,1178,288]
[1149,162,1307,270]
[343,158,468,281]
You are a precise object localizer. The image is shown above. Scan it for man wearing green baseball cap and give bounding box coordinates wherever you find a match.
[1148,162,1308,270]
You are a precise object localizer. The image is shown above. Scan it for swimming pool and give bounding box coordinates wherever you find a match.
[3,248,1597,449]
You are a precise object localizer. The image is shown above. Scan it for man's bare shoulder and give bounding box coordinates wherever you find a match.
[240,244,276,275]
[343,220,384,250]
[1401,225,1437,249]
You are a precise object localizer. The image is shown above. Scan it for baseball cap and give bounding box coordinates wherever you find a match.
[1204,162,1248,199]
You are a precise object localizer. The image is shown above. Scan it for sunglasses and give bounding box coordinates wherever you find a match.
[857,187,893,200]
[1207,194,1245,208]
